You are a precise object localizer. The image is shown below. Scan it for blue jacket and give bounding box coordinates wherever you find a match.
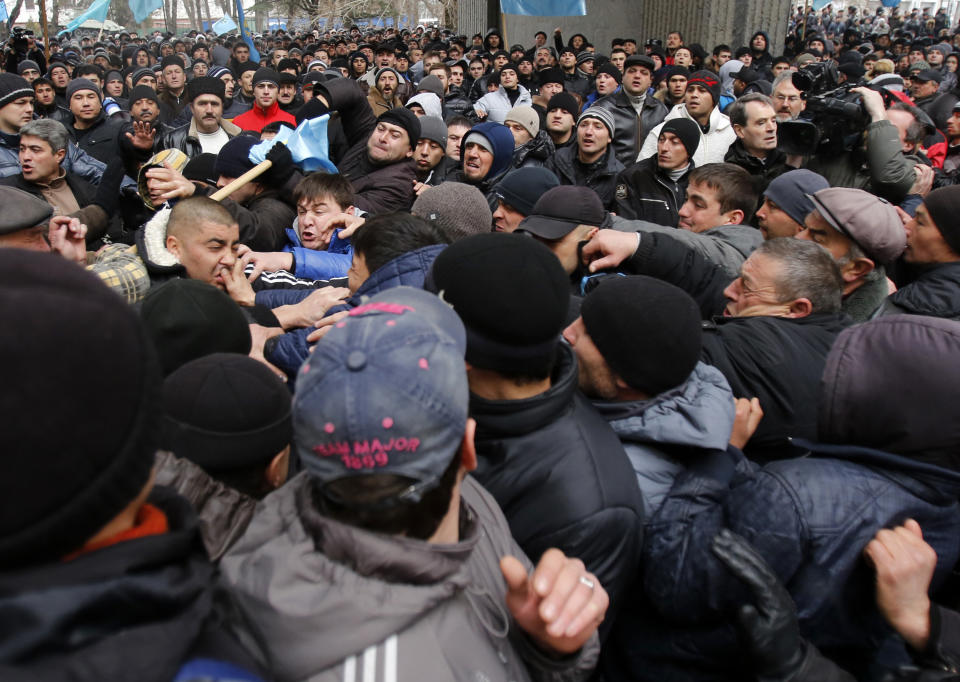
[282,226,352,280]
[264,244,447,380]
[606,444,960,681]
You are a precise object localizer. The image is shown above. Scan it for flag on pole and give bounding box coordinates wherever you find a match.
[249,115,338,174]
[212,15,238,35]
[499,0,586,16]
[0,0,9,23]
[235,0,260,63]
[812,0,831,9]
[58,0,110,35]
[129,0,163,23]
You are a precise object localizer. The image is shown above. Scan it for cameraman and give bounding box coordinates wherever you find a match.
[4,28,46,78]
[805,86,919,205]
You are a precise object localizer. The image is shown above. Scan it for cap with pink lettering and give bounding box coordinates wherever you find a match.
[293,286,468,508]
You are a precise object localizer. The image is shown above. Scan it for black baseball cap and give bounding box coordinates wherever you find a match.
[518,186,605,240]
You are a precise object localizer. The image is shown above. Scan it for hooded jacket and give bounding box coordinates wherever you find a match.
[593,89,669,166]
[621,315,960,682]
[220,473,600,681]
[640,103,737,167]
[475,84,534,124]
[470,344,645,636]
[65,110,124,166]
[0,486,264,682]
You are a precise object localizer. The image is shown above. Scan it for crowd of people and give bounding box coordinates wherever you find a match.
[2,9,960,682]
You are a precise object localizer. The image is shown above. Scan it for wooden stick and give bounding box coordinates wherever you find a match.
[209,158,273,201]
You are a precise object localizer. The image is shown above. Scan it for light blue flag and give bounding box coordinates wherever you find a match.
[0,0,9,23]
[129,0,162,23]
[212,15,237,35]
[812,0,831,9]
[58,0,110,35]
[235,0,260,62]
[881,0,901,7]
[499,0,586,16]
[249,115,338,174]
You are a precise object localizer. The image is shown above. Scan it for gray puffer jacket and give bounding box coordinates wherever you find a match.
[220,474,600,682]
[593,362,735,519]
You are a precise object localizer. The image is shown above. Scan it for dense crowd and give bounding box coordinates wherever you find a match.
[2,11,960,682]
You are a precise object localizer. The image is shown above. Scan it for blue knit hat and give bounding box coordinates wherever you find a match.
[461,121,515,180]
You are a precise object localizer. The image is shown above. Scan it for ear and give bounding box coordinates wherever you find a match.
[585,225,600,240]
[840,256,875,283]
[55,148,67,164]
[725,208,746,225]
[787,297,813,318]
[165,234,180,259]
[733,123,746,139]
[459,417,478,473]
[266,445,291,489]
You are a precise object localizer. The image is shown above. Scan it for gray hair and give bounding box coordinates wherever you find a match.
[19,119,69,155]
[756,237,844,313]
[726,92,775,128]
[772,71,796,92]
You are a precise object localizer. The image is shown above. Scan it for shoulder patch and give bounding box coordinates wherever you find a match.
[615,183,628,200]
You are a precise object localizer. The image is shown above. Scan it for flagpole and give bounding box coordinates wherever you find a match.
[39,0,49,63]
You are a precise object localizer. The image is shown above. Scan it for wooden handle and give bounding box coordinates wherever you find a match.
[210,159,273,201]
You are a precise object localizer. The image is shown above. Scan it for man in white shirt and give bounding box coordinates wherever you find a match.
[157,77,242,159]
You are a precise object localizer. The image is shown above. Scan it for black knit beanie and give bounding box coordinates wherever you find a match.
[377,106,421,149]
[687,69,722,106]
[162,353,292,473]
[547,92,579,119]
[429,233,569,373]
[140,279,252,376]
[0,251,161,568]
[66,78,102,101]
[922,186,960,256]
[0,73,34,109]
[596,62,622,84]
[215,134,258,179]
[129,84,159,105]
[160,54,185,70]
[580,275,702,395]
[660,118,702,159]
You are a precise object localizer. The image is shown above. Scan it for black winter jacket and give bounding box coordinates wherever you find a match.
[511,129,555,168]
[156,117,243,159]
[470,344,645,638]
[723,138,795,197]
[65,112,124,165]
[614,156,693,225]
[593,89,669,166]
[545,143,625,210]
[879,262,960,320]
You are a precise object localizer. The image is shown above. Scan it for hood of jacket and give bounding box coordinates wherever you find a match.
[817,313,960,470]
[470,343,578,438]
[0,488,218,682]
[135,207,184,276]
[886,262,960,319]
[220,473,482,679]
[465,121,516,180]
[592,362,735,452]
[514,129,555,166]
[718,60,746,96]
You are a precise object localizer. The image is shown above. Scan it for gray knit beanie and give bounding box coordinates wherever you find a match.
[412,182,493,241]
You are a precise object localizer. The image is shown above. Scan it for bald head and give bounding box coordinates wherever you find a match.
[167,196,235,239]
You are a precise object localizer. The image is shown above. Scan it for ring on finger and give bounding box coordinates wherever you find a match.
[579,575,595,590]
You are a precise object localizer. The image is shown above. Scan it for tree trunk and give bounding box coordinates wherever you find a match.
[6,0,25,32]
[50,0,61,32]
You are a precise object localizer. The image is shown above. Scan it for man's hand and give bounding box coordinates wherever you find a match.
[48,216,87,264]
[240,248,294,281]
[863,519,937,652]
[248,323,286,381]
[580,229,640,272]
[413,180,430,196]
[307,309,350,344]
[313,211,366,244]
[145,161,196,202]
[474,107,488,120]
[275,286,350,330]
[851,87,887,123]
[712,529,807,678]
[501,549,607,655]
[729,397,763,449]
[908,163,935,198]
[221,258,256,306]
[125,120,156,151]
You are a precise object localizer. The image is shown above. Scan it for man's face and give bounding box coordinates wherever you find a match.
[500,69,518,89]
[546,107,574,137]
[722,252,792,318]
[560,51,576,69]
[678,180,736,232]
[278,82,297,104]
[887,108,920,154]
[161,44,174,56]
[492,199,525,232]
[377,71,398,99]
[736,101,778,155]
[409,47,422,63]
[220,73,236,99]
[684,84,714,119]
[273,48,288,66]
[462,140,493,181]
[657,131,689,171]
[376,51,395,69]
[591,72,615,96]
[771,62,790,78]
[166,220,240,291]
[50,68,69,88]
[20,67,40,82]
[668,74,687,99]
[240,70,255,95]
[740,53,754,67]
[536,47,553,67]
[909,49,925,64]
[297,195,347,249]
[773,80,805,121]
[137,74,158,90]
[493,54,509,70]
[622,64,651,96]
[132,97,160,122]
[193,94,223,133]
[673,49,692,68]
[562,316,619,400]
[911,78,939,99]
[446,123,469,159]
[505,120,532,146]
[254,82,278,108]
[609,52,626,71]
[469,61,484,79]
[449,65,464,87]
[947,111,960,141]
[577,117,610,157]
[533,225,590,275]
[666,33,682,49]
[428,68,449,91]
[752,34,767,51]
[234,45,249,62]
[33,83,55,106]
[540,81,564,98]
[70,90,101,123]
[904,203,956,263]
[755,197,801,240]
[20,135,64,183]
[716,50,732,66]
[797,210,856,264]
[367,120,412,165]
[163,65,185,91]
[414,138,445,172]
[347,250,370,294]
[929,51,944,69]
